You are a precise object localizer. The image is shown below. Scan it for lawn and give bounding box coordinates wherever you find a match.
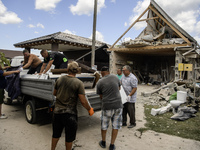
[138,104,200,141]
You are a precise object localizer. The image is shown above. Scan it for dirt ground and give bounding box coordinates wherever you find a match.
[0,85,200,150]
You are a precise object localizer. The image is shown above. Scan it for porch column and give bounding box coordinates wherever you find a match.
[175,50,182,81]
[51,43,59,51]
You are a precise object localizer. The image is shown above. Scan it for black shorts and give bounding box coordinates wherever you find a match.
[52,113,78,142]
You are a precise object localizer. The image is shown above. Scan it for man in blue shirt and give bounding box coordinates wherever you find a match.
[121,65,138,128]
[0,65,20,119]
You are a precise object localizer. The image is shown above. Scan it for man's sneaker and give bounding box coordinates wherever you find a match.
[0,115,7,119]
[99,140,106,148]
[128,123,136,128]
[109,144,116,150]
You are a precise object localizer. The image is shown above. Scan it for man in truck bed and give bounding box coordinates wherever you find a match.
[39,50,68,75]
[22,50,43,74]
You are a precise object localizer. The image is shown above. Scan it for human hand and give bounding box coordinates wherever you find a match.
[19,67,23,72]
[88,108,94,116]
[126,95,131,102]
[15,70,20,73]
[38,73,43,75]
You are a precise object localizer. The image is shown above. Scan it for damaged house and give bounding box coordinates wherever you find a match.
[108,0,200,85]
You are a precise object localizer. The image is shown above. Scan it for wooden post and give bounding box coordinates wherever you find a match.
[51,43,59,51]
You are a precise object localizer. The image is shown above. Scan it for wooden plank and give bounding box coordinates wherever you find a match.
[138,16,159,22]
[110,6,150,49]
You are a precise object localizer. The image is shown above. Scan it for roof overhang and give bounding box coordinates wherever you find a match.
[108,44,190,56]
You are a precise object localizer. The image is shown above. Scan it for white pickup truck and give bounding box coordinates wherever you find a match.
[4,56,101,124]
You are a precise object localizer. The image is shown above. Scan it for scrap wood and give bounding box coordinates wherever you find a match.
[141,82,176,97]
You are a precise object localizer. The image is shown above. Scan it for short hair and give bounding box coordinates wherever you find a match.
[101,66,109,72]
[40,49,47,54]
[23,49,29,54]
[123,65,132,72]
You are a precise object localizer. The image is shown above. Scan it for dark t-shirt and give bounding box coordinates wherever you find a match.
[44,52,68,67]
[97,74,123,110]
[0,70,6,89]
[54,75,85,115]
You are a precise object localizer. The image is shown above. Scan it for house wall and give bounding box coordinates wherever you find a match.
[110,51,175,83]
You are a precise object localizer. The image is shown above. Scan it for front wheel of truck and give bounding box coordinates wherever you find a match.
[25,100,36,124]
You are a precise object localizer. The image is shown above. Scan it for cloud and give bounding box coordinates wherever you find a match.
[34,31,39,34]
[28,23,45,29]
[128,0,200,43]
[110,0,116,3]
[89,31,104,42]
[28,24,35,28]
[35,0,61,12]
[69,0,106,16]
[63,29,76,35]
[37,23,44,29]
[0,0,22,24]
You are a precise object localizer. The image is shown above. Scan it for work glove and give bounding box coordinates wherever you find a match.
[19,67,23,72]
[126,95,131,102]
[88,108,94,116]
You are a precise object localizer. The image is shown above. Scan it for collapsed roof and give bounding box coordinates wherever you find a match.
[109,0,199,56]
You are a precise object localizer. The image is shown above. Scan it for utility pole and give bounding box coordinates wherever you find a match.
[91,0,97,68]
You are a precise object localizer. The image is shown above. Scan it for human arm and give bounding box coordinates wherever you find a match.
[39,63,47,75]
[53,89,57,96]
[23,55,34,69]
[78,94,94,116]
[3,70,20,76]
[43,60,54,74]
[128,87,137,96]
[2,66,11,70]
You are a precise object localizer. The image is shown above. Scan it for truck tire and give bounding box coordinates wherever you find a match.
[25,100,36,124]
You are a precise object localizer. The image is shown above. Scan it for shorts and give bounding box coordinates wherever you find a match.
[101,108,122,130]
[0,89,4,104]
[52,113,78,142]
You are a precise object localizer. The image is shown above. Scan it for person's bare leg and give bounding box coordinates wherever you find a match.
[111,129,118,144]
[51,138,59,150]
[65,142,73,150]
[101,129,107,141]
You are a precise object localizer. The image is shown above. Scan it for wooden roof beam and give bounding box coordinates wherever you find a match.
[110,6,150,49]
[149,5,191,45]
[138,16,159,22]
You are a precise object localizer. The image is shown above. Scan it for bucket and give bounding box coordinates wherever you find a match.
[177,91,187,102]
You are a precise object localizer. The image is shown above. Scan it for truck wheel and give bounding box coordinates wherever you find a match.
[25,101,36,124]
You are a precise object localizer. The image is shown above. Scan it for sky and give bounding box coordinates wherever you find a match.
[0,0,200,55]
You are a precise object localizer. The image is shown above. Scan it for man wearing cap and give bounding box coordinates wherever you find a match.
[97,66,123,150]
[51,61,94,150]
[39,50,68,75]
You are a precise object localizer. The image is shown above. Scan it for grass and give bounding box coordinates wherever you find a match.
[137,104,200,141]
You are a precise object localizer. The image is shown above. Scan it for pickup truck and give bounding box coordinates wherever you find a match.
[4,56,101,124]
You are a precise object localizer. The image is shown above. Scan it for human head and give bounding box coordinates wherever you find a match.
[117,68,122,75]
[22,49,30,57]
[100,66,110,77]
[122,65,131,77]
[40,50,49,58]
[67,61,81,74]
